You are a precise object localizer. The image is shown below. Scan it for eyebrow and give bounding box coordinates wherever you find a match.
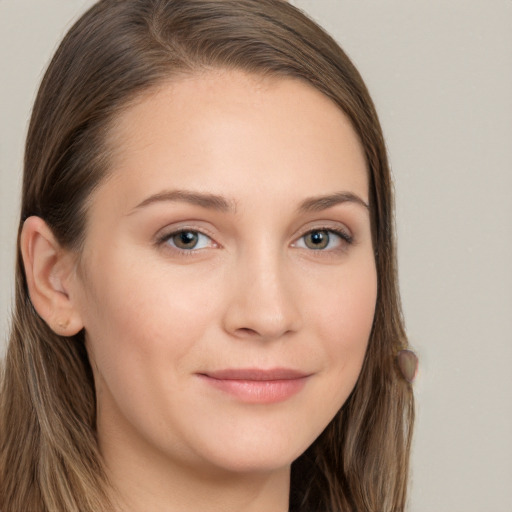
[129,189,369,215]
[298,192,369,212]
[130,189,236,214]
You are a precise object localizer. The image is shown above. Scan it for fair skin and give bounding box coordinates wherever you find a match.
[22,70,377,512]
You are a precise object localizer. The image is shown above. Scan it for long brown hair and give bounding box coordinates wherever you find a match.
[0,1,414,510]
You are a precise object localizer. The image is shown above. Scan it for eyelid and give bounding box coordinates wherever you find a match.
[296,222,353,240]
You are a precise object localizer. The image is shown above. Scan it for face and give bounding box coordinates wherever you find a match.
[71,70,377,477]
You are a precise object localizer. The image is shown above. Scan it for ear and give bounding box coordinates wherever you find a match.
[20,216,84,336]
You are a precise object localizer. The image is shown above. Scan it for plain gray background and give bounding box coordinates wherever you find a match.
[1,1,511,511]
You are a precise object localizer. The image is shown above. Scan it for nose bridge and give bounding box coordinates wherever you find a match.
[222,239,301,340]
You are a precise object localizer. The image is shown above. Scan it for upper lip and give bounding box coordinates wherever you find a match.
[201,368,310,381]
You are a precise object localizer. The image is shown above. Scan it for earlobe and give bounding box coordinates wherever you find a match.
[20,216,84,336]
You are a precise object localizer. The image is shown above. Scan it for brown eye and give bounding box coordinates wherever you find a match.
[164,230,213,251]
[172,231,199,249]
[303,230,330,250]
[294,228,352,251]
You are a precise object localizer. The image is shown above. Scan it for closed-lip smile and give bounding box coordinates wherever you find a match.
[197,368,311,404]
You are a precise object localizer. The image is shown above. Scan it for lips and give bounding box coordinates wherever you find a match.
[203,368,310,381]
[197,368,311,404]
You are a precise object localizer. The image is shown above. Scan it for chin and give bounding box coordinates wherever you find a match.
[188,428,313,475]
[204,452,297,476]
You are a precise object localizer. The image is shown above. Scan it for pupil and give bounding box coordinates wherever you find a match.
[307,230,329,249]
[311,232,324,244]
[175,231,198,248]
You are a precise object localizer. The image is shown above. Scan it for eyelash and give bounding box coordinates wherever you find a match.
[157,226,353,254]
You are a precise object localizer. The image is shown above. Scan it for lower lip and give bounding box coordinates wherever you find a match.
[198,375,308,404]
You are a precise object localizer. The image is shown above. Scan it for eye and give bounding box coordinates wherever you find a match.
[294,228,352,251]
[162,230,214,251]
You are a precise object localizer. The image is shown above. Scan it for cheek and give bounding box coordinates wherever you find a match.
[78,260,225,449]
[306,259,377,394]
[310,258,376,342]
[78,255,221,387]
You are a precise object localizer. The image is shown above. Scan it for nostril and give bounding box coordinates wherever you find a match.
[235,327,259,337]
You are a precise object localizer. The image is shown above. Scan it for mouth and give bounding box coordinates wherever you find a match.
[197,368,311,404]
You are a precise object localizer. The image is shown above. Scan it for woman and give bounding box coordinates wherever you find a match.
[0,1,416,511]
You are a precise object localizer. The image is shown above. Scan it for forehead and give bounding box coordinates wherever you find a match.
[97,69,368,212]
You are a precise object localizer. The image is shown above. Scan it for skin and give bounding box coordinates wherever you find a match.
[22,70,377,512]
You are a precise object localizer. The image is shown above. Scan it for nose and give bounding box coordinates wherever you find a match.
[221,249,302,341]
